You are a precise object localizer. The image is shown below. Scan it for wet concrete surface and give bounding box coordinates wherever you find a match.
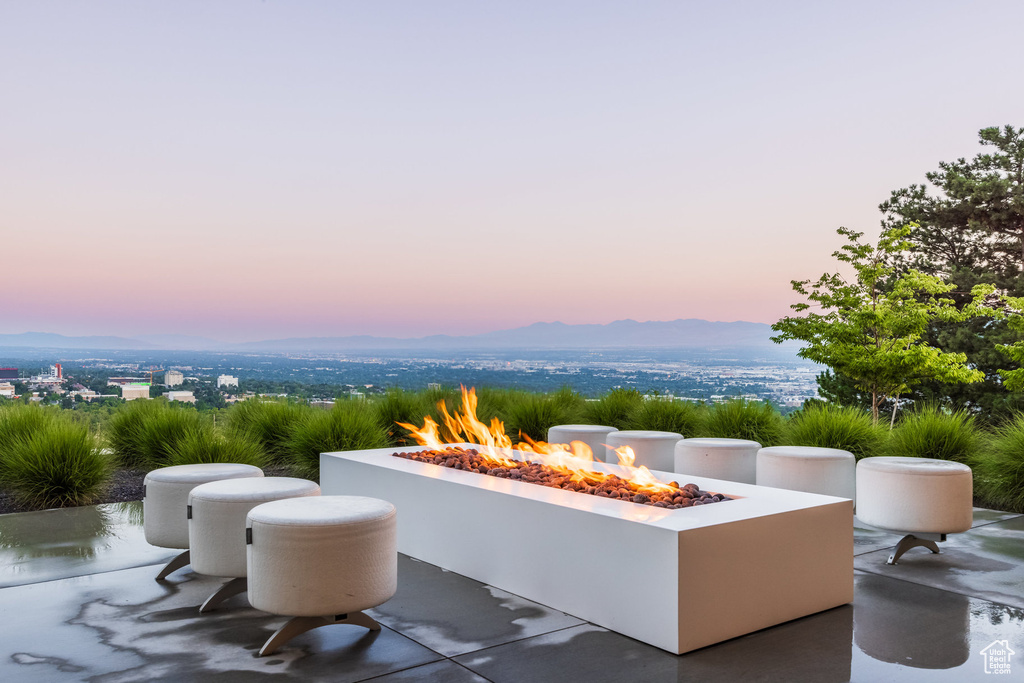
[0,504,1021,681]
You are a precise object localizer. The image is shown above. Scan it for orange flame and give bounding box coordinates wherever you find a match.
[398,386,676,494]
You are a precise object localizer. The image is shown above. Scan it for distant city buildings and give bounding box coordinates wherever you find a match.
[121,384,150,400]
[0,367,17,381]
[0,382,14,398]
[27,364,64,388]
[166,390,196,404]
[165,370,184,387]
[217,374,238,388]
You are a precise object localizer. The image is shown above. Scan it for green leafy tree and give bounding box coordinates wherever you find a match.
[876,125,1024,417]
[772,225,991,424]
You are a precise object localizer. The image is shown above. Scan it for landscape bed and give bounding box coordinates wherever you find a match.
[321,444,853,655]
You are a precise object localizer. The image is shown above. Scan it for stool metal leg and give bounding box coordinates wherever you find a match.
[155,550,190,581]
[259,611,382,656]
[199,577,248,613]
[887,533,944,565]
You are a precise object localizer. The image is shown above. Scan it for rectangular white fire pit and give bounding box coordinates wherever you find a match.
[321,445,853,655]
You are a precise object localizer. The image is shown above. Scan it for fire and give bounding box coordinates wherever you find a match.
[397,386,676,494]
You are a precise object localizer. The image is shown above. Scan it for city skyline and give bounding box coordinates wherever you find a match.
[4,2,1024,342]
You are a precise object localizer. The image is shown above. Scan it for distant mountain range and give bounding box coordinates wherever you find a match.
[0,319,796,353]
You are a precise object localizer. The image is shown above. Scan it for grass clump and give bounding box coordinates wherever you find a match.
[627,399,704,437]
[581,388,643,430]
[0,405,61,462]
[504,393,576,444]
[286,403,389,480]
[4,419,112,509]
[226,399,306,464]
[885,405,982,464]
[784,403,886,460]
[168,430,268,468]
[699,399,784,446]
[375,389,430,447]
[974,414,1024,513]
[107,400,211,469]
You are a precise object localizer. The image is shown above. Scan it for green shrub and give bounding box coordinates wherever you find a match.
[784,403,886,460]
[504,394,575,444]
[885,405,982,464]
[975,414,1024,512]
[699,399,784,446]
[0,404,61,462]
[627,399,704,436]
[581,388,643,430]
[548,386,585,422]
[168,429,268,468]
[106,400,168,468]
[375,389,430,447]
[137,406,210,468]
[286,403,390,480]
[4,419,112,509]
[226,399,306,464]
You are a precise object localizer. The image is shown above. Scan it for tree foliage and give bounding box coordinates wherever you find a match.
[875,125,1024,417]
[772,225,990,424]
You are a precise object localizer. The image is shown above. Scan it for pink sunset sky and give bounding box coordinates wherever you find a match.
[4,2,1024,342]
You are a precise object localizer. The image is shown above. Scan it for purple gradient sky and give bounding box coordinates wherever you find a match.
[3,2,1023,341]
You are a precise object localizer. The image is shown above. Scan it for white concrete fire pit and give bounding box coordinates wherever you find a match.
[321,444,852,655]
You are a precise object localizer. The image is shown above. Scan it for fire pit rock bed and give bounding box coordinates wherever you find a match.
[391,446,731,508]
[321,444,853,655]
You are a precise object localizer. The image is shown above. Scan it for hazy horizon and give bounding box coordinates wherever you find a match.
[5,2,1023,342]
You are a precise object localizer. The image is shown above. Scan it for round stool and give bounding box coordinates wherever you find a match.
[547,425,619,462]
[247,496,397,656]
[143,463,264,580]
[188,477,321,612]
[756,446,855,500]
[674,438,762,483]
[856,457,973,565]
[605,430,682,472]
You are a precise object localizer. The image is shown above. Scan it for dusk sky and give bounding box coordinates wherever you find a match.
[4,2,1023,342]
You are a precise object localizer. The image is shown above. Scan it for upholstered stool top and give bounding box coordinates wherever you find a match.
[248,495,395,527]
[679,437,762,450]
[758,446,854,461]
[548,424,619,435]
[145,463,263,484]
[858,457,971,476]
[607,430,684,442]
[190,476,320,503]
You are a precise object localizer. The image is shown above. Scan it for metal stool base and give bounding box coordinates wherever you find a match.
[155,550,190,581]
[259,611,381,656]
[199,576,248,613]
[887,533,946,565]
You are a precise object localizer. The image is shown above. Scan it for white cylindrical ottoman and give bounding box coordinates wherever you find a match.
[756,446,856,501]
[547,425,619,463]
[188,477,321,612]
[674,438,762,484]
[856,457,973,565]
[247,496,398,656]
[143,463,264,580]
[605,430,683,472]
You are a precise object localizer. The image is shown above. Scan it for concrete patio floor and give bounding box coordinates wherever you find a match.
[0,502,1022,682]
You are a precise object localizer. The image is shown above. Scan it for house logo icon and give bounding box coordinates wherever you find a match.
[980,639,1015,675]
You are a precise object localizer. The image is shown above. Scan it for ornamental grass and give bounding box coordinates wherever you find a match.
[627,398,705,437]
[286,402,389,480]
[884,405,982,465]
[974,414,1024,513]
[3,418,112,509]
[580,388,643,430]
[167,429,268,468]
[225,399,307,465]
[699,399,785,446]
[784,402,886,460]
